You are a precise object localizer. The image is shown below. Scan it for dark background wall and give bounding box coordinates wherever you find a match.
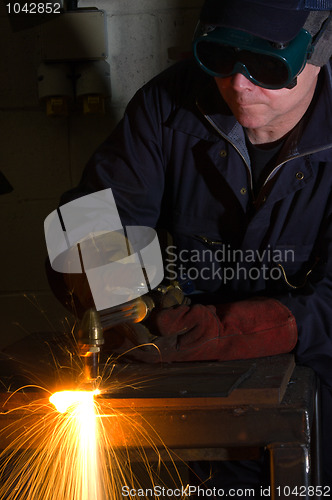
[0,0,201,348]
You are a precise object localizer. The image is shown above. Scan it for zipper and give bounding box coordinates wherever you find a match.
[196,101,254,198]
[262,145,332,189]
[197,99,332,202]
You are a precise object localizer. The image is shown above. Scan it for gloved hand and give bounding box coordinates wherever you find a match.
[102,282,190,354]
[108,297,297,363]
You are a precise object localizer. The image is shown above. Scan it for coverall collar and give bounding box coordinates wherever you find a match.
[168,63,332,159]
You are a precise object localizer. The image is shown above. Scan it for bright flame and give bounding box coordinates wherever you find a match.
[49,389,100,413]
[49,389,103,500]
[0,321,187,499]
[0,384,185,500]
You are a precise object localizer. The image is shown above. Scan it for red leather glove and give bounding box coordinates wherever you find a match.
[108,297,297,363]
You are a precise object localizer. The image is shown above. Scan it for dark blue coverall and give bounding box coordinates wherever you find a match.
[62,58,332,488]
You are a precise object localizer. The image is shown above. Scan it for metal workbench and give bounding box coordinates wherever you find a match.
[0,333,321,499]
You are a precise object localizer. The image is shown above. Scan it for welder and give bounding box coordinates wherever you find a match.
[55,0,332,492]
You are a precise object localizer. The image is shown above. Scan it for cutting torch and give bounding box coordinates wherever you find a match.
[76,283,185,387]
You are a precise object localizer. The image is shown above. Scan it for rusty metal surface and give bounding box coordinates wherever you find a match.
[103,354,295,406]
[102,367,315,449]
[0,356,314,454]
[0,336,314,458]
[0,332,318,492]
[0,331,315,457]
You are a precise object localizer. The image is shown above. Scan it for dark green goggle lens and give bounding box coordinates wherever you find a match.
[193,26,312,89]
[196,43,289,87]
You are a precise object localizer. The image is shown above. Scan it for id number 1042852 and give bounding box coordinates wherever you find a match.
[6,2,61,14]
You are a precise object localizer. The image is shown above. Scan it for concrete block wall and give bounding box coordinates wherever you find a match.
[0,0,202,348]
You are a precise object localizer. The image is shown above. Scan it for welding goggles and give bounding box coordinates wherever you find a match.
[192,23,313,89]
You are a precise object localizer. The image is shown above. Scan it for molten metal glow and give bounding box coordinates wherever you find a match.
[0,390,105,499]
[49,389,100,413]
[0,386,184,500]
[0,310,185,498]
[0,355,185,500]
[49,389,103,499]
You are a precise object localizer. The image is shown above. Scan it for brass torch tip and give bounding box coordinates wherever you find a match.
[78,308,104,347]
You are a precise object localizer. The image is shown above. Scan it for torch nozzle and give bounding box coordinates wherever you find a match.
[77,308,104,385]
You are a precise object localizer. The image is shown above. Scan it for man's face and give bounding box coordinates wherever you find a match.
[214,63,321,143]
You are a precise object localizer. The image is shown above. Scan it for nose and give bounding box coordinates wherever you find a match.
[230,72,254,91]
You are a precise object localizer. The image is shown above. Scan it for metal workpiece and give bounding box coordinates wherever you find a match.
[0,346,320,491]
[0,358,316,447]
[95,363,315,450]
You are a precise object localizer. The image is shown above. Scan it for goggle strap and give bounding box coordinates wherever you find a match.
[310,12,332,52]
